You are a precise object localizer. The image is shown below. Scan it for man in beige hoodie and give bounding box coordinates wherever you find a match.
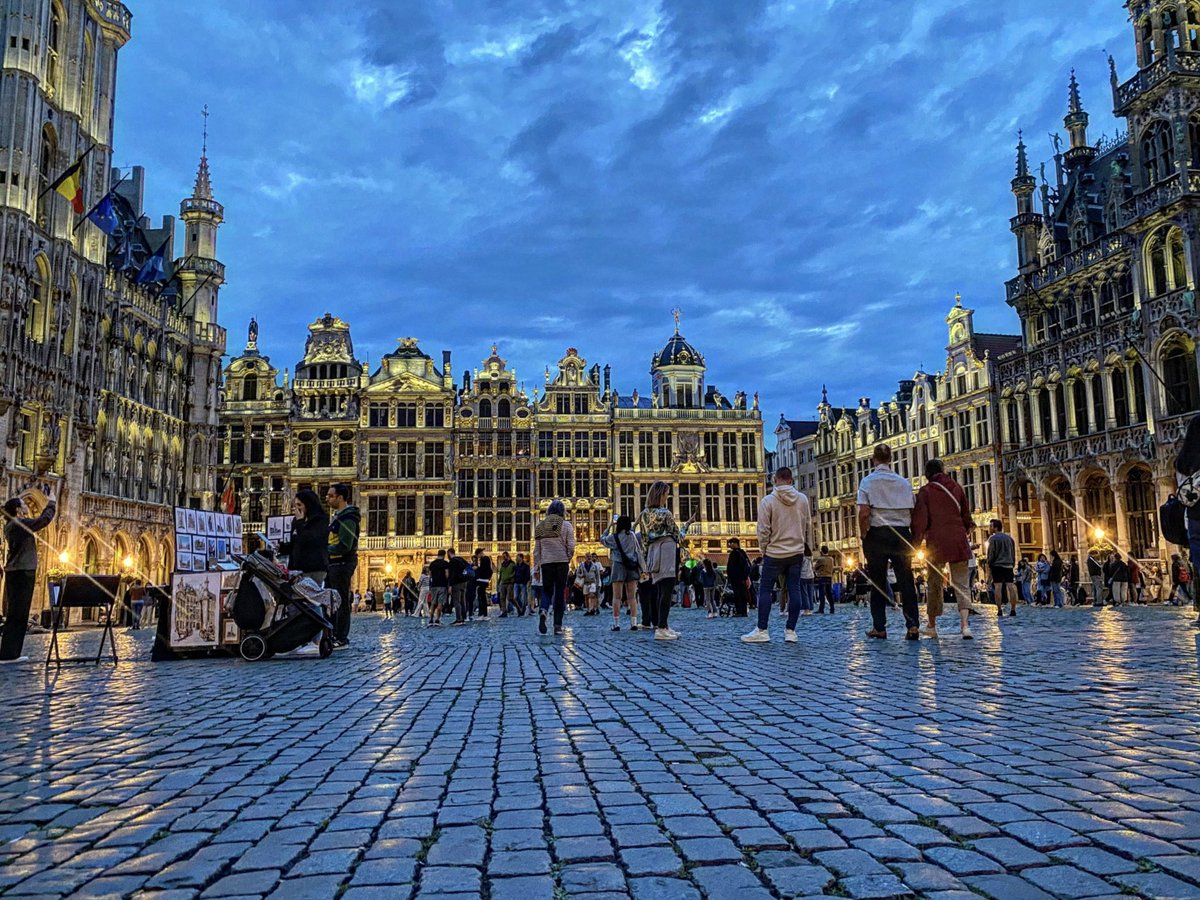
[742,467,811,644]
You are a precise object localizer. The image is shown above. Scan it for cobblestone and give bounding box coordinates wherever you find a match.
[3,606,1200,898]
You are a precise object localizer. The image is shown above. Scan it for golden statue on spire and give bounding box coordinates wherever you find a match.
[671,307,681,332]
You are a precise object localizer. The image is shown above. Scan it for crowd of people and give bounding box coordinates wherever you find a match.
[3,414,1200,663]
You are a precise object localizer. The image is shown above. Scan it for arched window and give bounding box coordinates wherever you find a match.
[1163,341,1200,415]
[1082,471,1117,539]
[1073,379,1090,435]
[1170,228,1189,289]
[1131,360,1148,422]
[1126,467,1158,557]
[81,34,94,127]
[243,376,258,401]
[1111,367,1129,424]
[1116,269,1135,311]
[479,398,492,419]
[37,126,57,229]
[1141,121,1174,185]
[1140,17,1158,65]
[1165,5,1183,49]
[1147,230,1170,296]
[1079,286,1096,328]
[497,398,510,418]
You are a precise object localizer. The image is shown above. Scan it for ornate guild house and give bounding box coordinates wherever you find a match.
[0,0,224,609]
[997,1,1200,576]
[221,319,764,588]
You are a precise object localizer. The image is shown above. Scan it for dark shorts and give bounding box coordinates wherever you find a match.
[992,566,1014,584]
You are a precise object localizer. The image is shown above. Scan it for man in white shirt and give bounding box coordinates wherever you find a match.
[857,443,919,640]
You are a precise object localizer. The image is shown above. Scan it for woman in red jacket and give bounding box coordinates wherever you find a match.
[911,458,976,640]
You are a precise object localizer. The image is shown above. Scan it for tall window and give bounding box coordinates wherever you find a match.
[478,469,494,499]
[423,495,444,535]
[592,432,607,459]
[28,257,49,344]
[396,402,417,427]
[366,496,388,535]
[1141,121,1174,186]
[397,441,417,478]
[703,433,718,468]
[705,487,721,523]
[496,512,513,543]
[619,483,637,518]
[618,432,633,467]
[538,431,553,457]
[1132,361,1148,423]
[724,484,740,522]
[1112,368,1129,425]
[396,496,416,535]
[338,438,354,468]
[515,513,531,544]
[496,469,513,499]
[740,433,757,470]
[677,484,700,522]
[424,405,445,428]
[657,433,672,468]
[638,433,653,468]
[515,471,531,499]
[37,127,57,229]
[538,470,554,498]
[424,442,445,478]
[574,431,588,458]
[368,403,388,427]
[368,441,389,478]
[316,430,333,468]
[1126,469,1157,558]
[47,5,62,97]
[1163,343,1200,415]
[1073,380,1090,436]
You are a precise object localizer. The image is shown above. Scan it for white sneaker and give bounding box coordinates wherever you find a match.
[920,626,938,639]
[287,644,321,657]
[666,627,680,637]
[784,629,797,643]
[741,628,770,643]
[961,626,974,640]
[654,628,678,641]
[706,612,715,619]
[0,656,30,664]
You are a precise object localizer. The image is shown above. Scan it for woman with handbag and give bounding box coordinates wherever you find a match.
[637,481,694,641]
[534,499,576,636]
[601,515,646,631]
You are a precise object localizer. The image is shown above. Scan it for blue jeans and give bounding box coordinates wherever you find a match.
[513,583,528,612]
[1050,582,1065,607]
[1020,582,1033,604]
[756,554,804,631]
[798,579,814,611]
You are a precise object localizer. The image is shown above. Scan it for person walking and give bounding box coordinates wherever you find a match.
[578,553,604,615]
[911,458,974,640]
[428,550,450,626]
[448,548,473,624]
[0,487,57,663]
[1086,549,1105,607]
[474,549,493,619]
[1066,556,1081,605]
[497,552,516,617]
[401,571,418,616]
[639,481,693,641]
[1033,553,1050,604]
[1047,550,1065,607]
[1129,556,1144,604]
[324,484,360,649]
[813,546,836,613]
[1107,553,1131,605]
[742,466,811,644]
[725,539,752,617]
[513,553,531,615]
[601,515,645,631]
[1015,556,1033,605]
[856,444,919,640]
[986,519,1018,618]
[415,565,432,620]
[534,500,576,635]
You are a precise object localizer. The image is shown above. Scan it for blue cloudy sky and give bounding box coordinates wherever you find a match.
[115,0,1131,432]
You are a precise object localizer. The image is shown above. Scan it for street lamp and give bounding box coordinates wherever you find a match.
[1092,527,1105,542]
[916,550,926,563]
[57,550,69,565]
[122,555,134,571]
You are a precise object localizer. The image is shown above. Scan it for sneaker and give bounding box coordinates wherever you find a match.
[0,656,30,664]
[741,628,770,643]
[554,627,564,635]
[802,610,813,616]
[1008,609,1016,618]
[666,627,680,638]
[611,623,620,632]
[905,627,920,641]
[919,626,938,639]
[288,644,321,658]
[333,641,349,651]
[630,624,639,631]
[784,629,797,643]
[706,612,715,619]
[866,629,887,639]
[961,626,974,640]
[538,611,548,635]
[654,628,679,640]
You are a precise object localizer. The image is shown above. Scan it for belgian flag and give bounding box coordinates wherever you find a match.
[45,149,92,214]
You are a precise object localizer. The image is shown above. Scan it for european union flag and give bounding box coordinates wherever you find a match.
[135,237,170,285]
[87,194,120,235]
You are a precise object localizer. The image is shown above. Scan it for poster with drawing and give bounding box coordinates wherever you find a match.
[173,508,244,573]
[169,572,220,647]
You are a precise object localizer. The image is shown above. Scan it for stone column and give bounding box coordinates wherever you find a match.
[1112,478,1131,555]
[1102,369,1118,430]
[1048,386,1061,441]
[1030,390,1044,443]
[1015,394,1028,444]
[1125,365,1139,426]
[1065,380,1079,438]
[1039,490,1054,553]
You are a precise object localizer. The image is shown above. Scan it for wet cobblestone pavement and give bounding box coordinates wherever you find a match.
[2,603,1200,899]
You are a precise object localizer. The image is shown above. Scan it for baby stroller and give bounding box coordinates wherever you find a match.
[229,545,339,661]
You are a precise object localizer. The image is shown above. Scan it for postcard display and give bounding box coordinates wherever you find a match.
[156,508,245,659]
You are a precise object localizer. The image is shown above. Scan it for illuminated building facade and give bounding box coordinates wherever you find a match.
[0,0,225,609]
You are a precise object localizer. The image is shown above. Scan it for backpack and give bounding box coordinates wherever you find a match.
[1161,494,1189,547]
[462,564,476,581]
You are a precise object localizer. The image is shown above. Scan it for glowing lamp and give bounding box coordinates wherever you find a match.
[1092,527,1105,541]
[122,556,134,570]
[57,550,69,564]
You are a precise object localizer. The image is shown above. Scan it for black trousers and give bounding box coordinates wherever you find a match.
[326,560,356,643]
[817,577,835,612]
[655,578,676,630]
[475,581,490,617]
[639,579,658,627]
[730,579,749,617]
[0,570,36,660]
[540,562,569,629]
[864,527,918,632]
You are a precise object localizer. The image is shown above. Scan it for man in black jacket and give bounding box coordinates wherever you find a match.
[448,549,471,625]
[325,484,360,648]
[1086,551,1105,607]
[474,549,493,619]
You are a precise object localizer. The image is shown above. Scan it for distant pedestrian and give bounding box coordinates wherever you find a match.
[986,519,1017,618]
[474,549,493,619]
[534,500,576,636]
[1015,557,1033,605]
[1048,550,1065,607]
[600,515,645,631]
[578,553,604,616]
[1105,552,1130,606]
[856,444,919,641]
[813,546,836,613]
[639,481,693,641]
[911,458,974,640]
[382,585,394,617]
[1086,550,1104,607]
[1034,553,1050,604]
[401,571,418,616]
[742,467,812,644]
[497,552,516,617]
[0,486,57,663]
[428,550,450,626]
[415,566,432,620]
[448,548,472,624]
[513,553,531,615]
[725,539,752,617]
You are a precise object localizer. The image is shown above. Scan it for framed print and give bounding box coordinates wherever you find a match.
[222,620,239,644]
[174,508,187,533]
[191,552,207,572]
[232,537,244,556]
[185,509,198,534]
[177,553,193,573]
[266,516,286,543]
[220,571,241,592]
[217,538,229,562]
[207,537,218,560]
[176,534,192,555]
[204,512,217,536]
[169,573,220,647]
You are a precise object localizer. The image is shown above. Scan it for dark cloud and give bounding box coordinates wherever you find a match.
[114,0,1134,427]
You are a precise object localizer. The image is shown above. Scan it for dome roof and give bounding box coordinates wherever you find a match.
[654,331,705,368]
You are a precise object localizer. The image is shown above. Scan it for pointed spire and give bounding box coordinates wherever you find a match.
[1068,69,1083,114]
[1108,52,1118,90]
[1015,130,1030,179]
[192,104,213,200]
[821,384,828,405]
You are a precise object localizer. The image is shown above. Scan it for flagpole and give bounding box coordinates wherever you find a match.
[74,170,130,233]
[178,270,216,311]
[38,144,95,201]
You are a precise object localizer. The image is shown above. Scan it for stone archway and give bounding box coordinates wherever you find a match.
[1043,475,1078,555]
[1079,470,1117,545]
[1123,465,1158,559]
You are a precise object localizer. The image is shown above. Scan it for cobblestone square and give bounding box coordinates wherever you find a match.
[3,604,1200,899]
